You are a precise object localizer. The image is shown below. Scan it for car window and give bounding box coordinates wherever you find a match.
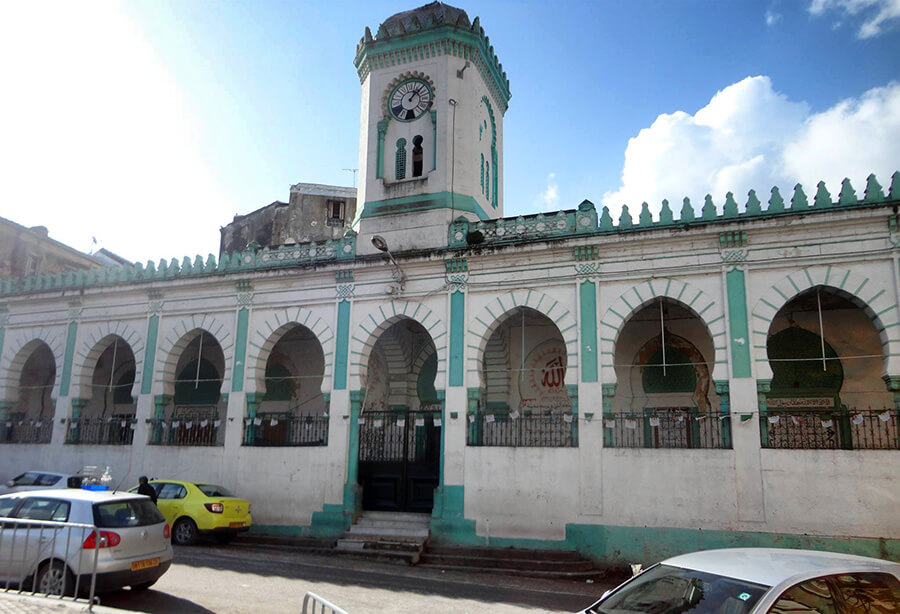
[66,476,83,488]
[769,577,837,614]
[37,474,61,486]
[0,497,18,517]
[94,499,165,528]
[13,498,70,522]
[11,472,42,486]
[156,483,187,500]
[590,564,769,614]
[196,484,233,497]
[830,572,900,613]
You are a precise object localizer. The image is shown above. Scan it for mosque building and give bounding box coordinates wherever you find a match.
[0,2,898,563]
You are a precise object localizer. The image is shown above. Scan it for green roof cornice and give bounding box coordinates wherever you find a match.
[355,21,511,112]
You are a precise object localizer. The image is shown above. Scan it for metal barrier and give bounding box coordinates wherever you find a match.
[301,591,349,614]
[603,409,731,449]
[0,517,99,610]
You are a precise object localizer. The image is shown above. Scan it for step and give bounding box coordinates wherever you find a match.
[233,534,336,550]
[417,562,605,580]
[337,536,422,552]
[347,525,429,539]
[353,518,430,531]
[335,544,420,564]
[425,545,583,561]
[419,552,594,572]
[357,511,431,524]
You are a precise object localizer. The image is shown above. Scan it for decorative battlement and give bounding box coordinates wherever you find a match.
[0,232,357,298]
[354,3,511,111]
[448,172,899,249]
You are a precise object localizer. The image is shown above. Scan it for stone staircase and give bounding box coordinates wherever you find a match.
[419,544,604,580]
[335,511,430,564]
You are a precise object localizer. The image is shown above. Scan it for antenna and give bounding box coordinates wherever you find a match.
[343,168,358,188]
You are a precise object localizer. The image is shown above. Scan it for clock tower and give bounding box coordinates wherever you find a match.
[353,2,511,253]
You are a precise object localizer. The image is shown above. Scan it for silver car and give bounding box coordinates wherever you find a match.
[583,548,900,613]
[0,471,86,494]
[0,488,173,594]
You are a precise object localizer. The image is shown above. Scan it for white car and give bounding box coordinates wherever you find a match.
[583,548,900,613]
[0,488,173,595]
[0,471,86,494]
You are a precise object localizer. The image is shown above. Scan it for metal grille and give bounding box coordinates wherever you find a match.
[148,405,221,447]
[65,416,135,445]
[467,411,578,447]
[761,409,899,450]
[358,409,440,462]
[1,416,53,444]
[603,409,731,449]
[242,413,329,446]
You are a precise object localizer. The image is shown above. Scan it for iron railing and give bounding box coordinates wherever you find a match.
[147,406,222,446]
[64,417,135,445]
[301,591,349,614]
[0,517,99,610]
[0,419,53,444]
[242,413,329,447]
[358,410,441,462]
[761,409,899,450]
[467,411,578,447]
[603,409,731,449]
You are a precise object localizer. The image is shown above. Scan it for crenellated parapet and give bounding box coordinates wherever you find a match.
[448,172,899,248]
[0,232,357,298]
[354,3,511,111]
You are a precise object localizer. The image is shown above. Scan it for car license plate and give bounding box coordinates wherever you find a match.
[130,558,159,571]
[229,522,244,528]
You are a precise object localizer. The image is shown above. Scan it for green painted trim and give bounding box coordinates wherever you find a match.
[310,503,351,537]
[726,269,752,378]
[360,191,491,221]
[580,281,598,383]
[333,301,351,390]
[231,307,250,393]
[430,110,437,171]
[59,321,78,397]
[449,291,465,387]
[376,119,388,180]
[0,327,5,377]
[140,315,159,396]
[346,390,363,486]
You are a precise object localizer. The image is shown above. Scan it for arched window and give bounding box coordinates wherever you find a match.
[395,138,407,180]
[480,154,485,193]
[412,135,423,177]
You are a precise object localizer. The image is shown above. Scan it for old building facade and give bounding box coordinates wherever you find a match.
[0,3,898,564]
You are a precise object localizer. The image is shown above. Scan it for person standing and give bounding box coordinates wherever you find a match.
[137,475,157,504]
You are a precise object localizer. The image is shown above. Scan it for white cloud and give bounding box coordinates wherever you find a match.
[539,173,560,211]
[0,1,234,263]
[766,9,783,26]
[809,0,900,38]
[602,77,900,216]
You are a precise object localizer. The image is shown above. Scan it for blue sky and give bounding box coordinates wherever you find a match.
[1,0,898,263]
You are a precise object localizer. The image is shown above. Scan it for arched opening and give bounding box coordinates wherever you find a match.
[358,318,441,513]
[250,325,327,446]
[395,138,407,180]
[764,286,895,449]
[609,299,725,449]
[412,135,423,177]
[473,307,574,447]
[154,330,226,447]
[72,336,136,445]
[6,342,55,443]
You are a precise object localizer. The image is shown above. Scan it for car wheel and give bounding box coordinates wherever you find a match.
[36,560,74,596]
[172,517,198,546]
[131,580,157,591]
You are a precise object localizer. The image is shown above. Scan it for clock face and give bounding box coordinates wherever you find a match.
[389,79,433,122]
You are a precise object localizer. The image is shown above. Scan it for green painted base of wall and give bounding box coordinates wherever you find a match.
[309,504,351,538]
[342,482,362,517]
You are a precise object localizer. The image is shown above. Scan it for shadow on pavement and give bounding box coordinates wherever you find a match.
[168,542,614,612]
[99,587,217,614]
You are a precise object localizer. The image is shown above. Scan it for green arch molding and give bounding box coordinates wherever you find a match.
[481,95,498,210]
[750,265,900,381]
[466,289,579,388]
[768,327,843,398]
[599,278,727,385]
[417,351,439,403]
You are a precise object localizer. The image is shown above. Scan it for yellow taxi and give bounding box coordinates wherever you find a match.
[131,480,252,545]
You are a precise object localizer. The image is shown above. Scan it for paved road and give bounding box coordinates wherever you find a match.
[96,542,619,614]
